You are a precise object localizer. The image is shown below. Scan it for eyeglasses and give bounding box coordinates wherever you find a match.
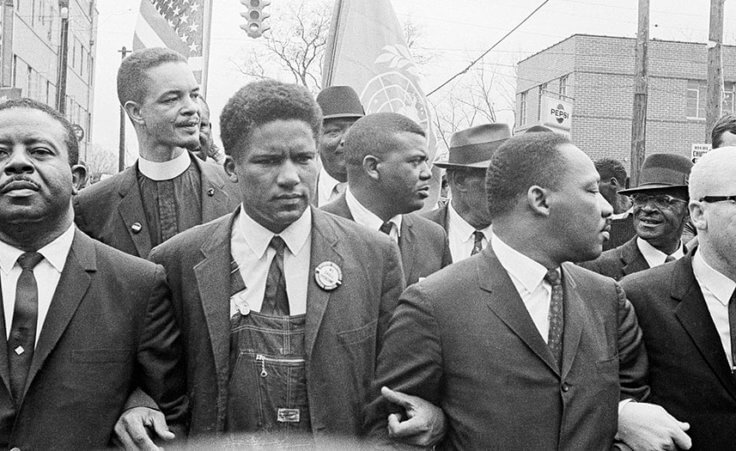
[630,193,688,209]
[700,195,736,203]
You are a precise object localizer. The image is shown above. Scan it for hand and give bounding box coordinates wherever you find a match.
[617,402,692,450]
[381,386,447,447]
[113,407,174,451]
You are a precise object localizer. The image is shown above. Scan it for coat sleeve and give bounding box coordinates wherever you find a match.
[615,282,650,402]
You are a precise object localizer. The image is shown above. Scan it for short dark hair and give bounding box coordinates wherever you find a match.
[219,80,322,160]
[343,112,426,166]
[117,47,187,106]
[594,158,627,185]
[486,132,571,218]
[711,113,736,149]
[0,98,79,165]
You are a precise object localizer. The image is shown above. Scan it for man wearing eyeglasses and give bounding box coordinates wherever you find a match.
[580,153,693,281]
[619,147,736,449]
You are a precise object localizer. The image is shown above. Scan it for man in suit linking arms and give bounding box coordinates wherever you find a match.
[0,98,186,449]
[425,123,511,262]
[581,153,693,281]
[322,112,451,285]
[620,147,736,449]
[74,48,240,258]
[365,132,691,450]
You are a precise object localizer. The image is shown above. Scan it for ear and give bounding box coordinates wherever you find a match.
[363,155,380,181]
[527,185,551,216]
[123,100,144,126]
[688,201,706,231]
[224,155,239,183]
[71,164,88,194]
[609,177,619,188]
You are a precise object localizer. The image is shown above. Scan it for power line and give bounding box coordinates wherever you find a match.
[426,0,552,97]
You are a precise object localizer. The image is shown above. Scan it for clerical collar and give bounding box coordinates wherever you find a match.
[138,151,192,181]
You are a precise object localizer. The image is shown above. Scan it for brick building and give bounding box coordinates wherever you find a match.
[515,34,736,163]
[1,0,98,159]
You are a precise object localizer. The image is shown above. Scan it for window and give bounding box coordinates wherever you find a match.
[519,91,527,126]
[538,83,547,120]
[559,75,568,97]
[686,80,706,119]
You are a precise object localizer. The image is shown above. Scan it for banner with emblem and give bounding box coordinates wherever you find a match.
[133,0,212,93]
[323,0,441,208]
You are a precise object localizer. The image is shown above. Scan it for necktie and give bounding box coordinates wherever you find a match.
[329,182,347,202]
[664,255,676,263]
[471,231,484,256]
[8,252,44,402]
[262,236,289,316]
[729,289,736,372]
[545,268,565,369]
[379,222,393,236]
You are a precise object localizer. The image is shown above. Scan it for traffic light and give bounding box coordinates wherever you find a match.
[240,0,271,39]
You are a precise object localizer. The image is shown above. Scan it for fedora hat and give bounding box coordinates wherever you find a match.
[316,86,365,120]
[619,153,693,195]
[434,123,511,169]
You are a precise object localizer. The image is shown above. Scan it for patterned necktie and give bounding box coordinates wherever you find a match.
[471,231,484,256]
[729,289,736,373]
[544,268,564,369]
[379,222,393,236]
[261,236,289,316]
[8,252,44,402]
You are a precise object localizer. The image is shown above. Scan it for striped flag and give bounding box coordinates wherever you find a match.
[323,0,441,209]
[133,0,212,91]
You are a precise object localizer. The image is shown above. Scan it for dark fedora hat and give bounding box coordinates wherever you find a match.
[434,123,511,169]
[619,153,693,195]
[316,86,365,120]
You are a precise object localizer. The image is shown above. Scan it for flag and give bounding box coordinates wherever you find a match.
[133,0,212,92]
[323,0,441,209]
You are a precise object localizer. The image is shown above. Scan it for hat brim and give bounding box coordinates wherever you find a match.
[619,184,689,195]
[323,113,364,121]
[434,160,491,170]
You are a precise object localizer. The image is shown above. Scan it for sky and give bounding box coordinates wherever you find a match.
[92,0,736,163]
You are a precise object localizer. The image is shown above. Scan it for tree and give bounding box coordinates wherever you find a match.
[84,143,118,185]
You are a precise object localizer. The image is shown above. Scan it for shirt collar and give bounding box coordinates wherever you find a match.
[692,249,736,306]
[236,205,312,258]
[138,151,192,181]
[636,237,684,266]
[0,223,75,275]
[448,203,491,241]
[491,232,548,294]
[345,187,402,236]
[318,166,340,197]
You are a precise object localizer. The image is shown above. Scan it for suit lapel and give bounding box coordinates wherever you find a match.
[24,230,94,399]
[0,278,9,396]
[479,249,559,374]
[399,217,415,284]
[305,209,343,358]
[621,238,649,276]
[117,165,152,258]
[196,156,234,222]
[673,257,736,401]
[559,264,584,378]
[193,214,234,385]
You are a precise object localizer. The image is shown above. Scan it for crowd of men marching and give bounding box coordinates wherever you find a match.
[1,46,735,450]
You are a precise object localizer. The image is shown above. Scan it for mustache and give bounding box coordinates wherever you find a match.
[0,176,40,193]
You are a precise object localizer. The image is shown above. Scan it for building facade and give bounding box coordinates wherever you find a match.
[2,0,97,159]
[516,34,736,163]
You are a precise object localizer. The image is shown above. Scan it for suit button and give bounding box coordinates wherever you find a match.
[561,383,570,392]
[131,222,142,233]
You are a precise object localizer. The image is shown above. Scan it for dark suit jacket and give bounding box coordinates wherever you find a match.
[421,203,449,231]
[148,207,405,439]
[73,155,241,258]
[322,193,452,285]
[365,247,649,450]
[0,230,186,449]
[579,237,649,281]
[621,255,736,450]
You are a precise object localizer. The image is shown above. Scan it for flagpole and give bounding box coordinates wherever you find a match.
[200,0,213,97]
[322,0,344,88]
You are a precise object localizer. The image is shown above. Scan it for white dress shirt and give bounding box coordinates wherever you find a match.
[316,166,344,207]
[692,250,736,368]
[447,203,492,262]
[636,237,685,268]
[0,223,75,344]
[138,150,191,181]
[345,188,402,243]
[491,233,553,342]
[230,206,312,316]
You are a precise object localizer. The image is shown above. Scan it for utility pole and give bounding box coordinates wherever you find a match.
[705,0,725,144]
[630,0,649,187]
[55,0,70,113]
[118,46,131,172]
